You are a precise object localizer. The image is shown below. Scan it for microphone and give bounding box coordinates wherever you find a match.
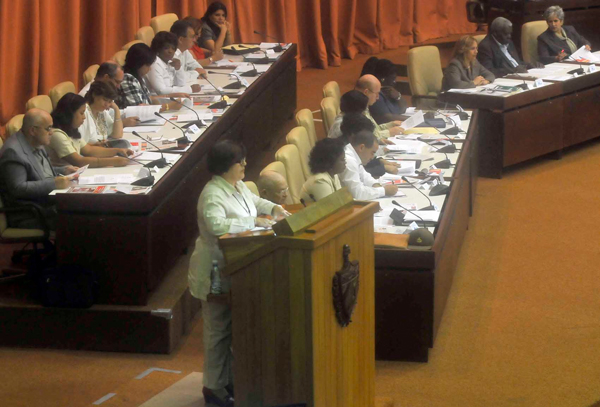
[169,97,206,129]
[400,176,436,211]
[512,72,529,90]
[154,112,190,144]
[253,30,283,52]
[427,143,452,169]
[309,194,317,202]
[244,49,270,64]
[203,76,229,109]
[240,61,258,77]
[131,131,168,168]
[391,200,435,247]
[207,71,245,89]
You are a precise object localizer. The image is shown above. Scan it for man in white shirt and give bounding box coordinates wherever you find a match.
[171,20,208,81]
[146,31,201,95]
[339,129,398,200]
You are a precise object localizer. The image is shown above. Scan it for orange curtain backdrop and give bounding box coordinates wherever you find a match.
[0,0,476,131]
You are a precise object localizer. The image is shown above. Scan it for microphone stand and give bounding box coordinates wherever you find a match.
[169,97,206,129]
[207,71,245,89]
[400,177,436,211]
[131,131,168,168]
[154,112,190,144]
[390,200,436,246]
[240,61,258,77]
[253,30,283,52]
[203,76,229,109]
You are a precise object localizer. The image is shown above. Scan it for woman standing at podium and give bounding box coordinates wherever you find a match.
[188,140,289,406]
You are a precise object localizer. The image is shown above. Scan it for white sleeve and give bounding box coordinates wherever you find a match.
[78,110,98,144]
[105,109,115,137]
[184,50,202,70]
[339,158,385,201]
[146,62,192,95]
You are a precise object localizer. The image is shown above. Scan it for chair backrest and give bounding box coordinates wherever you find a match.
[521,21,547,64]
[323,81,341,103]
[6,114,24,136]
[295,108,317,148]
[150,13,178,34]
[407,46,443,97]
[286,126,312,180]
[320,97,338,135]
[473,34,486,44]
[82,64,99,86]
[244,181,259,197]
[26,95,53,113]
[122,40,144,51]
[112,50,127,67]
[275,144,306,204]
[136,26,155,46]
[49,81,76,110]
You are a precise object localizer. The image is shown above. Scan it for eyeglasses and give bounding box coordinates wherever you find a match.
[34,125,53,132]
[276,187,289,195]
[238,159,247,167]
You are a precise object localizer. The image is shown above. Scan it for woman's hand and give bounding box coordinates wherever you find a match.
[169,58,182,70]
[255,217,275,228]
[585,44,592,51]
[556,51,568,61]
[272,205,291,220]
[473,75,486,86]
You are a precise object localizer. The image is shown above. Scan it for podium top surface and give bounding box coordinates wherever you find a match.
[221,201,379,276]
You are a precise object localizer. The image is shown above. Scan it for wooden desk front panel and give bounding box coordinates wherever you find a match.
[503,99,563,167]
[563,87,600,147]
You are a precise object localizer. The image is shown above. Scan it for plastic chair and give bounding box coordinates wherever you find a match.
[6,114,24,136]
[407,46,443,109]
[244,181,259,197]
[122,40,144,51]
[83,64,99,86]
[295,108,318,147]
[25,95,53,114]
[150,13,179,34]
[473,34,486,44]
[112,50,127,66]
[320,97,338,135]
[136,26,155,46]
[521,21,547,64]
[286,127,312,180]
[274,144,306,204]
[49,81,76,110]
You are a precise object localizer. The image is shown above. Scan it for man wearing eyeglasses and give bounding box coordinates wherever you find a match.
[0,109,79,229]
[257,170,289,205]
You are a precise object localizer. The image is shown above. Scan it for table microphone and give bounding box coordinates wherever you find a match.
[203,76,229,109]
[154,112,190,144]
[426,143,452,169]
[399,177,436,210]
[512,72,530,90]
[131,131,168,168]
[244,49,270,64]
[169,97,206,129]
[253,30,283,51]
[207,71,245,89]
[240,61,258,77]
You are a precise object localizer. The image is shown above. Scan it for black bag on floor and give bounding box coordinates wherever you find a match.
[37,265,98,308]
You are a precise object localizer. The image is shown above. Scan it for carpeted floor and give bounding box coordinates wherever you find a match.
[2,41,600,407]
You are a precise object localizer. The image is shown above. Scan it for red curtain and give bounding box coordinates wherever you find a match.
[0,0,475,133]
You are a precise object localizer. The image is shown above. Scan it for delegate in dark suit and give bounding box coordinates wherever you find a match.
[478,35,526,77]
[538,26,590,65]
[442,58,495,91]
[0,126,71,229]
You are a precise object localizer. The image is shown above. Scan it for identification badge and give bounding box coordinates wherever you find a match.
[589,64,598,73]
[534,78,544,88]
[187,124,202,135]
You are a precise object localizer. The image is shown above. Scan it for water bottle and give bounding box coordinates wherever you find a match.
[210,260,222,294]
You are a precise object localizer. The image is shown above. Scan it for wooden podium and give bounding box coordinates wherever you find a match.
[220,190,380,407]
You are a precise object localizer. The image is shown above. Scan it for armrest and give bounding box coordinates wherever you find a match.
[0,202,50,240]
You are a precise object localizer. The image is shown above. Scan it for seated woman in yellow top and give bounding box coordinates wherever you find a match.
[46,93,133,168]
[300,138,346,203]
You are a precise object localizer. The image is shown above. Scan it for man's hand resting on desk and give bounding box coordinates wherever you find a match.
[54,176,72,190]
[383,184,399,196]
[272,205,291,220]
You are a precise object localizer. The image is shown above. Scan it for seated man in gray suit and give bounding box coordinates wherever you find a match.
[477,17,543,78]
[0,109,78,229]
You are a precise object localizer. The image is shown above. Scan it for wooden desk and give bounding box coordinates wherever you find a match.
[440,70,600,178]
[55,46,297,305]
[374,112,479,362]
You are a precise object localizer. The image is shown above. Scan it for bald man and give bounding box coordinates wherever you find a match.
[0,109,78,229]
[355,74,404,141]
[257,171,289,205]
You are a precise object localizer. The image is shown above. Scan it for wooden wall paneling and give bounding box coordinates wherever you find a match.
[563,87,600,147]
[477,110,505,178]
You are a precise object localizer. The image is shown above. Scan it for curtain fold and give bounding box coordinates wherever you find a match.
[0,0,476,132]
